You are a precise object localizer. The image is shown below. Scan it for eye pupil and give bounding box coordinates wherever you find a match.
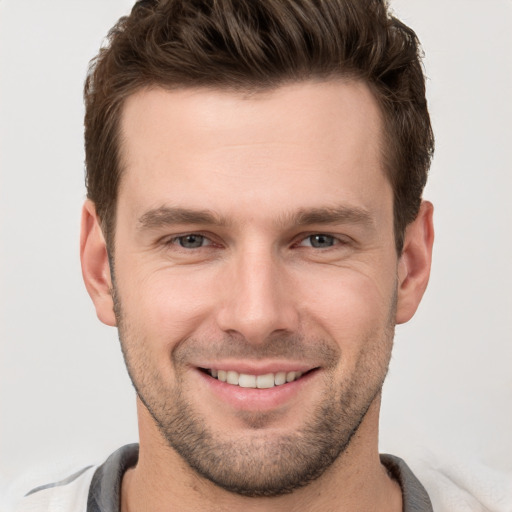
[310,234,334,248]
[178,235,204,248]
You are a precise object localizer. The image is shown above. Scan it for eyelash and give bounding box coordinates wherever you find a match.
[296,234,342,249]
[164,233,347,250]
[165,233,215,249]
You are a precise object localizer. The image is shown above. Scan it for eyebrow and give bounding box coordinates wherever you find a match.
[138,207,229,230]
[290,206,374,228]
[137,204,374,231]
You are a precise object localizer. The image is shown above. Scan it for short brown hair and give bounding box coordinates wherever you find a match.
[84,0,434,253]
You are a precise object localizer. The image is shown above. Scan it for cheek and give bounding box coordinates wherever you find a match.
[118,265,220,344]
[301,272,396,390]
[295,267,396,350]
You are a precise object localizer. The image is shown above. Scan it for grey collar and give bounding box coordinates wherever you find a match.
[87,445,433,512]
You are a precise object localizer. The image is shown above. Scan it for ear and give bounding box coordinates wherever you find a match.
[80,200,117,327]
[396,201,434,324]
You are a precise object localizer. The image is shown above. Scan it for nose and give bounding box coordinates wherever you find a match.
[216,246,299,344]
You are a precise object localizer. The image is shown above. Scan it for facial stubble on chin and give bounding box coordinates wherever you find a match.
[111,280,396,498]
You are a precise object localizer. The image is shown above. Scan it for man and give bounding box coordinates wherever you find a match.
[19,0,435,510]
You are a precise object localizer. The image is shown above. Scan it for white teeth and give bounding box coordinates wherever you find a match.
[274,372,286,386]
[256,373,275,389]
[226,371,239,385]
[209,369,305,388]
[239,374,256,388]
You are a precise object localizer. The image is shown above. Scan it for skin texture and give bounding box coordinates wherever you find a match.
[81,80,434,511]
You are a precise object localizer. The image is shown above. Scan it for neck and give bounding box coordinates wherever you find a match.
[121,396,402,512]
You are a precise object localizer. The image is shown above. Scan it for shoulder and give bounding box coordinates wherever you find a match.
[13,465,97,512]
[12,444,139,512]
[381,453,434,512]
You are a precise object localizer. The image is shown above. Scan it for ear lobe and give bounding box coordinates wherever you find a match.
[396,201,434,324]
[80,200,117,327]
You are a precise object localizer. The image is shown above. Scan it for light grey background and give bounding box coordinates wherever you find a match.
[1,0,511,503]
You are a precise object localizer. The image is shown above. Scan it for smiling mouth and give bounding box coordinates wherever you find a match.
[201,368,315,389]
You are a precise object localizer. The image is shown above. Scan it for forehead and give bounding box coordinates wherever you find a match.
[117,80,389,223]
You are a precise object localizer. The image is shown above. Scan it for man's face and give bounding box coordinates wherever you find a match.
[110,80,399,496]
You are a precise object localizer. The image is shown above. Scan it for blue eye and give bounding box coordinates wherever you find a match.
[305,234,336,248]
[177,234,206,248]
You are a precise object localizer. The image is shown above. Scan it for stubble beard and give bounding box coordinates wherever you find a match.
[112,284,396,498]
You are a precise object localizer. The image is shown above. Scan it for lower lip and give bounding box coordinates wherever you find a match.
[195,369,318,412]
